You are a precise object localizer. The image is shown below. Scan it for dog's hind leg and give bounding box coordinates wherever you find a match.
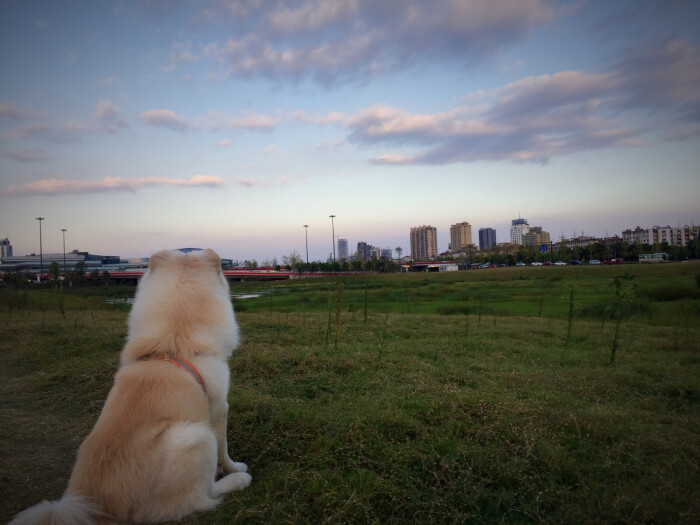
[135,422,247,523]
[211,397,249,475]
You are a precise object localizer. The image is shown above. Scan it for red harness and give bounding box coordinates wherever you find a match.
[146,356,206,393]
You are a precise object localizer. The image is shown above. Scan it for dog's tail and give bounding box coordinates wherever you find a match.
[9,494,106,525]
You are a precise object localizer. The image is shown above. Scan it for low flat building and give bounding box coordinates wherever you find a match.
[410,261,459,272]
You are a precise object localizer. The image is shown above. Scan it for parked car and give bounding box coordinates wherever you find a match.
[543,261,553,266]
[531,261,543,266]
[589,259,601,265]
[516,261,526,266]
[554,261,567,266]
[568,260,582,265]
[603,258,624,265]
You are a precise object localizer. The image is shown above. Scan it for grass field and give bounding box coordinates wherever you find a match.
[1,263,699,523]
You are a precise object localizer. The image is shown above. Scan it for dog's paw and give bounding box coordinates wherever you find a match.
[220,458,248,473]
[215,472,252,494]
[229,461,248,473]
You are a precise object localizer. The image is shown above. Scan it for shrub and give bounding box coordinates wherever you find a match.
[644,286,700,302]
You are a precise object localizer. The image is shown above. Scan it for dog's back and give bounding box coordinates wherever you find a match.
[10,249,251,524]
[66,358,210,521]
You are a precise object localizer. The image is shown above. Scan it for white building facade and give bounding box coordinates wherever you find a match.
[510,218,530,245]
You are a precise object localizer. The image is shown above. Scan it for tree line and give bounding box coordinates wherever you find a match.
[453,238,700,266]
[1,260,112,289]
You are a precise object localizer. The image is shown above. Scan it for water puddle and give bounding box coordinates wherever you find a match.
[105,297,135,305]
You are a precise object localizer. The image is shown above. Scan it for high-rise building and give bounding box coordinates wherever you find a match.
[410,225,438,260]
[356,242,374,261]
[381,248,393,260]
[0,238,13,259]
[510,218,530,245]
[337,238,348,261]
[478,228,496,251]
[523,228,551,248]
[449,222,472,253]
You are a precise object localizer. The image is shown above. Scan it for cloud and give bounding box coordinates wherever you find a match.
[615,38,700,120]
[343,37,700,165]
[372,153,416,165]
[138,109,279,133]
[292,110,346,125]
[2,148,49,163]
[194,0,572,84]
[164,44,199,72]
[235,175,290,188]
[315,138,345,150]
[347,68,644,165]
[662,126,700,142]
[97,75,120,85]
[0,174,224,196]
[236,176,264,188]
[94,100,119,121]
[139,109,198,131]
[94,100,129,133]
[1,100,128,141]
[216,138,234,148]
[0,101,36,120]
[207,110,280,131]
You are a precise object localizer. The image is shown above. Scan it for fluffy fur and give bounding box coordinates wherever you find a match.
[11,249,251,525]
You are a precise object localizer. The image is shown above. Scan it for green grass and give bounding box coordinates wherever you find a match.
[1,263,699,523]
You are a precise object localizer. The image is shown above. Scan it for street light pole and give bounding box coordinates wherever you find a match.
[329,215,336,262]
[36,217,44,282]
[303,225,309,264]
[61,228,67,279]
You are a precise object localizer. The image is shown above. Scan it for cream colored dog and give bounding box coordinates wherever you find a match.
[11,249,251,524]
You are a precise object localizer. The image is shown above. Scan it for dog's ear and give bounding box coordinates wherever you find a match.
[149,250,172,272]
[202,248,221,271]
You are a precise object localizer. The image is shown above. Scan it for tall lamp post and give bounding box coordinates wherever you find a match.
[36,217,44,282]
[61,228,67,278]
[303,225,309,264]
[329,215,336,262]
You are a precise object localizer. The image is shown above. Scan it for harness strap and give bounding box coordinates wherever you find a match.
[147,356,206,392]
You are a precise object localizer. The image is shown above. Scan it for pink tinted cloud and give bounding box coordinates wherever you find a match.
[0,174,223,196]
[139,109,198,131]
[2,148,49,163]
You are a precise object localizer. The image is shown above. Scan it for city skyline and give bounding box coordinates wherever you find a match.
[1,1,699,261]
[2,214,698,265]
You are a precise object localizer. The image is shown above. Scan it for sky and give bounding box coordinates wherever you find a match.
[1,0,699,262]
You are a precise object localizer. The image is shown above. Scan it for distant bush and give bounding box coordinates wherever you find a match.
[644,286,700,302]
[437,304,471,315]
[232,299,249,312]
[577,300,650,320]
[436,303,495,316]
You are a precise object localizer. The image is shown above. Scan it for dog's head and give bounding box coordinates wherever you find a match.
[121,249,239,364]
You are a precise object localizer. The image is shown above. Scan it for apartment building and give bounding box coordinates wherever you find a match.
[449,221,472,252]
[410,225,438,260]
[522,228,551,248]
[356,241,376,261]
[622,226,652,245]
[624,225,699,246]
[478,228,496,251]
